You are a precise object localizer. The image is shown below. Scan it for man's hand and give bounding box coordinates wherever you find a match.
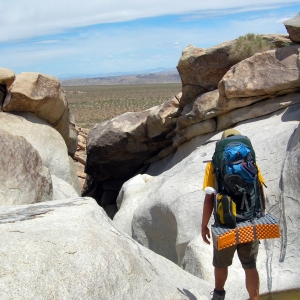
[202,226,211,245]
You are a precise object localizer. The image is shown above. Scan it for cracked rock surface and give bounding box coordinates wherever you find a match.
[0,197,212,300]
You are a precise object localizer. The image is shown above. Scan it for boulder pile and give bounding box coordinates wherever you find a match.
[114,14,300,298]
[0,69,80,204]
[84,32,294,213]
[1,12,300,300]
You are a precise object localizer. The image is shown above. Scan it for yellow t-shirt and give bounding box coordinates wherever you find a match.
[202,161,265,190]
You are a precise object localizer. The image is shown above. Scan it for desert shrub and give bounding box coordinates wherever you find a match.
[229,33,275,61]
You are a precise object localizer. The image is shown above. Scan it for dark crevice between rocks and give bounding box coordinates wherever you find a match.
[83,132,174,219]
[0,84,6,110]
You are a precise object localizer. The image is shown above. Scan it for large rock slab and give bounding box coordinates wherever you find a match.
[217,91,300,130]
[86,109,170,181]
[0,197,212,300]
[0,129,52,205]
[284,12,300,43]
[218,45,300,110]
[114,104,300,298]
[0,112,80,195]
[3,72,77,155]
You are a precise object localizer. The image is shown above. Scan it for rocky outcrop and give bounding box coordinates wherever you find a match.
[111,26,300,298]
[0,68,81,203]
[114,106,300,298]
[176,34,291,108]
[1,19,300,300]
[284,12,300,43]
[2,72,77,156]
[0,197,212,300]
[84,32,298,212]
[218,45,300,111]
[84,108,173,212]
[86,109,161,181]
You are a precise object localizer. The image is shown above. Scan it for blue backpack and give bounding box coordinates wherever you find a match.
[212,135,265,224]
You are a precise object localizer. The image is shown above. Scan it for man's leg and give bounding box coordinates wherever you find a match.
[237,241,260,300]
[215,267,228,291]
[213,245,235,298]
[244,268,259,300]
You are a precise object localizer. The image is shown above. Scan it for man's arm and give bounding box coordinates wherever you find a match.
[201,193,214,245]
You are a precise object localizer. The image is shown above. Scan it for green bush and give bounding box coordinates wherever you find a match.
[229,33,275,61]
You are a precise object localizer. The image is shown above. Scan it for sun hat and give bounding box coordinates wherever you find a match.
[221,128,241,139]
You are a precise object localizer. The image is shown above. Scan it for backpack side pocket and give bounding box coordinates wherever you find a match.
[215,194,237,229]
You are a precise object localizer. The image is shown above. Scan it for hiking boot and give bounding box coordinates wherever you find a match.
[211,289,226,300]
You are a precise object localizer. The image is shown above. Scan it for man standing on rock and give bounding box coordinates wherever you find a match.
[201,129,264,300]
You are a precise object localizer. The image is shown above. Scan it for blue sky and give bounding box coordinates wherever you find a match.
[1,1,299,79]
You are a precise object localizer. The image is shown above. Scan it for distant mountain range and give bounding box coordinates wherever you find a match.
[60,69,181,86]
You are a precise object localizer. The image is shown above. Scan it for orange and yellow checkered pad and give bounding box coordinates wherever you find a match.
[212,214,280,250]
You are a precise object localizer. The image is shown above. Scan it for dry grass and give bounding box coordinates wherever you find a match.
[230,33,276,62]
[64,83,182,129]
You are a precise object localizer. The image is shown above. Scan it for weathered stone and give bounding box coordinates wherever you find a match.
[114,105,300,298]
[177,41,236,91]
[0,67,15,86]
[0,198,212,299]
[176,90,223,131]
[146,94,180,139]
[0,112,80,194]
[3,72,77,155]
[284,12,300,43]
[0,129,52,205]
[173,119,216,147]
[217,92,300,130]
[4,72,66,123]
[218,45,300,110]
[86,109,167,181]
[178,35,292,108]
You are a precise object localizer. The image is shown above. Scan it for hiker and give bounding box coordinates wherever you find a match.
[201,129,265,300]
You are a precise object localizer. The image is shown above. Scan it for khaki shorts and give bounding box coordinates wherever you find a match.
[213,241,259,269]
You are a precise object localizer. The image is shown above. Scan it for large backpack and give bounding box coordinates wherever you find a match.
[212,135,265,227]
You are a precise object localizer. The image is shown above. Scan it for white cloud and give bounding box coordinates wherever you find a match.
[1,1,298,76]
[0,0,298,42]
